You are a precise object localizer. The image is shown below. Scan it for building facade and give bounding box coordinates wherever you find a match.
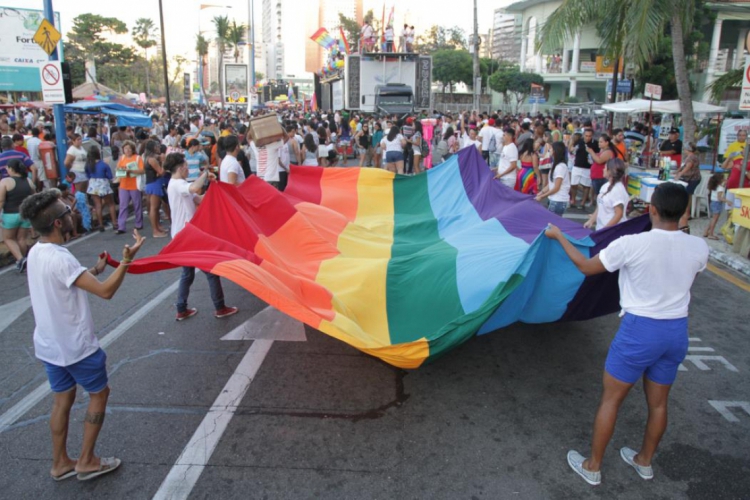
[305,0,363,73]
[262,0,310,80]
[491,9,522,64]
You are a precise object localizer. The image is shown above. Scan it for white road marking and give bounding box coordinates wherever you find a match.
[688,338,702,342]
[708,400,750,423]
[220,306,307,342]
[0,296,31,334]
[154,308,306,500]
[0,281,179,433]
[687,347,715,352]
[683,355,739,372]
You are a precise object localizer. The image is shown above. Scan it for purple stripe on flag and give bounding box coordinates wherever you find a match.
[456,147,590,244]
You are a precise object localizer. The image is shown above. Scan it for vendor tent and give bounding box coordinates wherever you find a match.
[602,98,727,114]
[63,101,152,128]
[72,82,134,105]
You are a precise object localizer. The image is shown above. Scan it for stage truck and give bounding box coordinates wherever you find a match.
[319,52,432,117]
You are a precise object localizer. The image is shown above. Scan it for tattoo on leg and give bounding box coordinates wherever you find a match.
[84,412,106,425]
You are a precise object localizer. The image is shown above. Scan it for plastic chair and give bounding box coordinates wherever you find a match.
[691,172,710,218]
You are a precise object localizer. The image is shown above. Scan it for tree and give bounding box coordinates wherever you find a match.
[212,15,231,107]
[707,68,742,103]
[132,18,158,97]
[414,25,466,53]
[338,13,360,53]
[66,14,137,88]
[227,20,247,63]
[432,50,473,98]
[538,0,702,142]
[195,34,209,101]
[255,71,265,82]
[488,65,544,113]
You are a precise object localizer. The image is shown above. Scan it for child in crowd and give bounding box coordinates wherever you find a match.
[57,183,82,240]
[704,172,726,241]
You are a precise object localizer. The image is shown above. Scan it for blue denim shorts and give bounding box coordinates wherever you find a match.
[709,200,724,217]
[385,151,404,163]
[42,348,109,393]
[605,314,688,385]
[548,200,568,215]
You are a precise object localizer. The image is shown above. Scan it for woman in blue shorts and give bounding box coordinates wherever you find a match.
[545,182,709,486]
[142,140,169,238]
[380,125,406,175]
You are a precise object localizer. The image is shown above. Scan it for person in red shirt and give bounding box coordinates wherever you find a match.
[12,133,29,156]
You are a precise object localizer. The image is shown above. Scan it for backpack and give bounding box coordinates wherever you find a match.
[419,133,429,157]
[488,132,497,153]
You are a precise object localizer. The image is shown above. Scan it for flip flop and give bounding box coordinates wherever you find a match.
[77,457,121,481]
[51,469,77,481]
[707,235,719,240]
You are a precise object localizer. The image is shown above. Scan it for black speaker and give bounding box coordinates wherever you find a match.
[61,61,73,104]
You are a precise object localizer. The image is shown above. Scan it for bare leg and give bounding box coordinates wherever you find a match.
[396,160,404,175]
[569,184,579,206]
[2,228,22,261]
[92,196,104,229]
[413,154,422,174]
[17,228,28,256]
[582,186,592,207]
[149,195,166,237]
[635,376,672,466]
[50,388,77,477]
[76,386,110,473]
[705,213,720,237]
[161,198,171,221]
[584,372,634,472]
[105,194,118,229]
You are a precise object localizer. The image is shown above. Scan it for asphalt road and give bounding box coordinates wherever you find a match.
[0,209,748,500]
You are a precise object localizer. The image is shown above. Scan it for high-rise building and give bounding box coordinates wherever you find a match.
[305,0,363,73]
[491,9,522,64]
[262,0,310,80]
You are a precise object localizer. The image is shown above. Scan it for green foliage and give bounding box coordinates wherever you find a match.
[707,68,743,102]
[488,65,544,111]
[255,72,265,81]
[415,25,466,53]
[66,14,137,88]
[338,13,361,52]
[227,20,247,62]
[432,50,472,92]
[132,18,157,52]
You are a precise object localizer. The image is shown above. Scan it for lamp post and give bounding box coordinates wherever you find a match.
[158,0,171,123]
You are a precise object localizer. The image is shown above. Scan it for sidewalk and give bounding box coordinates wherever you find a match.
[688,216,750,277]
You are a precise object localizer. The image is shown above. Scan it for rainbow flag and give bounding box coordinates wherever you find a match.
[117,148,648,369]
[310,92,317,111]
[310,27,336,49]
[339,27,350,54]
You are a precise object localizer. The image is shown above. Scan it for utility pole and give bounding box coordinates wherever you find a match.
[158,0,172,123]
[42,0,68,180]
[472,0,480,112]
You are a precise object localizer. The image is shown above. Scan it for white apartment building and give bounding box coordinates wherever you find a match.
[491,9,522,64]
[262,0,309,80]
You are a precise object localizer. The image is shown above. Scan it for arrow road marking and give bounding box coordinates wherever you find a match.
[0,296,31,335]
[708,401,750,423]
[683,355,739,372]
[153,307,306,500]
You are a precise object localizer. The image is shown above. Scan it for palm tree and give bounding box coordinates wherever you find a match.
[132,18,158,97]
[212,15,231,107]
[227,20,247,63]
[538,0,698,142]
[195,33,209,103]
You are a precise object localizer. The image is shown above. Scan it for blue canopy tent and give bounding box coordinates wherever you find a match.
[63,101,152,128]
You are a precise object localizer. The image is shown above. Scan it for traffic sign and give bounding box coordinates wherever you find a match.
[39,61,65,104]
[644,83,662,100]
[33,18,61,56]
[740,55,750,112]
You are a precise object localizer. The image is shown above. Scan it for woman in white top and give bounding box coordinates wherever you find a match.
[585,158,629,230]
[219,135,245,186]
[536,141,571,216]
[380,125,406,174]
[64,134,88,192]
[317,126,331,167]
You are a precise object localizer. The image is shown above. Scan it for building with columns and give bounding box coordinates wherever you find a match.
[701,1,750,103]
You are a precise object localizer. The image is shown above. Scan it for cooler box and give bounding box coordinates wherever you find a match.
[627,171,655,199]
[640,179,688,203]
[249,114,284,147]
[730,188,750,229]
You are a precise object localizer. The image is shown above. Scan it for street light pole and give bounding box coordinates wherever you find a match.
[42,0,68,180]
[472,0,480,112]
[249,0,255,89]
[158,0,172,123]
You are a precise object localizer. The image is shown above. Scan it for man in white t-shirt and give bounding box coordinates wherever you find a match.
[252,139,283,187]
[21,189,145,481]
[219,135,245,185]
[545,182,709,487]
[494,128,519,189]
[164,152,238,322]
[477,120,495,164]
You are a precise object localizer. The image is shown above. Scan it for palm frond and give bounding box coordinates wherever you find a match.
[707,68,742,102]
[537,0,604,53]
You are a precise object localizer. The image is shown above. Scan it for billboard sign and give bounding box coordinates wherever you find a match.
[224,64,248,103]
[0,7,63,91]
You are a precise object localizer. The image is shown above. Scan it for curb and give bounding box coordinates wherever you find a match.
[709,247,750,278]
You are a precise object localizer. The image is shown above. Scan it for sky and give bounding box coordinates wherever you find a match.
[7,0,512,67]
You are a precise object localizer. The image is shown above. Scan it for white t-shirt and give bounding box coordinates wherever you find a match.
[219,154,245,184]
[382,134,404,153]
[261,140,283,183]
[478,126,494,150]
[461,137,481,150]
[596,181,630,229]
[26,136,41,162]
[27,242,98,366]
[599,230,708,319]
[498,142,519,181]
[66,145,87,173]
[167,178,198,238]
[548,162,571,202]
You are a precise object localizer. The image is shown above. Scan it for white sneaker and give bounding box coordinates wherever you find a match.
[620,447,654,480]
[567,450,601,486]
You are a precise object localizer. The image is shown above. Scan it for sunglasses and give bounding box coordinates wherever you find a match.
[48,205,71,227]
